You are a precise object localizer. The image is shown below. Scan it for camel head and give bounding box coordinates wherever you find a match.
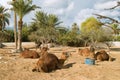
[40,47,49,56]
[40,47,49,52]
[60,52,71,60]
[23,48,29,51]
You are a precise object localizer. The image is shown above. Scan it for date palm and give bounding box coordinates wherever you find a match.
[10,0,39,51]
[0,6,10,48]
[0,6,10,31]
[31,11,62,44]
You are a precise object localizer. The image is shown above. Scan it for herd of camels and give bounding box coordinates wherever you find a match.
[19,45,114,73]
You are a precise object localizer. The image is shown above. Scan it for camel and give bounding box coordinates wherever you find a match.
[78,47,114,62]
[32,47,70,72]
[78,48,95,58]
[95,50,111,61]
[20,48,40,59]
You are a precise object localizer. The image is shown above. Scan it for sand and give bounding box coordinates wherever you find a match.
[0,42,120,80]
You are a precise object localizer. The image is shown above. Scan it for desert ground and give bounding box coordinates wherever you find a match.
[0,42,120,80]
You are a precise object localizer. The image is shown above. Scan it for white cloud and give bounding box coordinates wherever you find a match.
[99,10,119,17]
[40,0,75,26]
[74,7,120,26]
[74,8,98,26]
[0,0,12,9]
[42,0,74,14]
[43,0,68,8]
[44,0,59,6]
[66,2,74,11]
[55,8,64,15]
[94,1,117,10]
[54,2,74,15]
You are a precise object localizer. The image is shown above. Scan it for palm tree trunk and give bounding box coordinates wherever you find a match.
[14,12,17,49]
[0,26,2,31]
[17,18,22,51]
[13,0,18,49]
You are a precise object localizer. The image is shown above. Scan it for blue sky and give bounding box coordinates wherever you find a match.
[0,0,120,28]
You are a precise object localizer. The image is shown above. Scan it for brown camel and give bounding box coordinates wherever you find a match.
[20,48,40,59]
[32,47,70,72]
[78,48,95,58]
[95,50,110,61]
[78,46,114,62]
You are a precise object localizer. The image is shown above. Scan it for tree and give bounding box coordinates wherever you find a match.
[29,11,62,45]
[57,23,82,46]
[22,23,30,42]
[55,26,69,45]
[9,0,39,51]
[93,1,120,41]
[0,6,10,31]
[0,6,10,48]
[81,17,102,32]
[0,31,10,48]
[81,17,106,46]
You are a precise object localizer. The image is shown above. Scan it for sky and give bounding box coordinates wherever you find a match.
[0,0,120,28]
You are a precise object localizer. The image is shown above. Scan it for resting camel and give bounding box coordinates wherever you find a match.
[95,50,111,61]
[32,47,70,72]
[78,46,114,62]
[20,48,40,59]
[78,47,95,58]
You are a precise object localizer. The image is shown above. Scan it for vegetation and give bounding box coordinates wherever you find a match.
[81,17,112,46]
[94,3,120,42]
[0,6,10,47]
[29,11,62,44]
[0,6,10,31]
[57,23,82,46]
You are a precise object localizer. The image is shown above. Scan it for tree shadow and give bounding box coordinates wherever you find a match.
[110,47,120,51]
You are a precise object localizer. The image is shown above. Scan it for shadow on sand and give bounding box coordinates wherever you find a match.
[110,47,120,51]
[63,62,76,69]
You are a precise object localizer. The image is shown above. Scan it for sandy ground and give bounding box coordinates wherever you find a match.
[0,42,120,80]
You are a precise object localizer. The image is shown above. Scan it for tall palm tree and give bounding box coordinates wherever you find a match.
[0,6,10,31]
[10,0,39,51]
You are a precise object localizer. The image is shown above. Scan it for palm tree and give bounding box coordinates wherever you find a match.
[0,6,10,31]
[0,6,10,48]
[10,0,39,51]
[31,11,62,44]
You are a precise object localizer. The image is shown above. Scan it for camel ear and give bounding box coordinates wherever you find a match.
[40,47,49,51]
[62,52,71,57]
[23,48,29,51]
[62,52,65,54]
[78,48,81,51]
